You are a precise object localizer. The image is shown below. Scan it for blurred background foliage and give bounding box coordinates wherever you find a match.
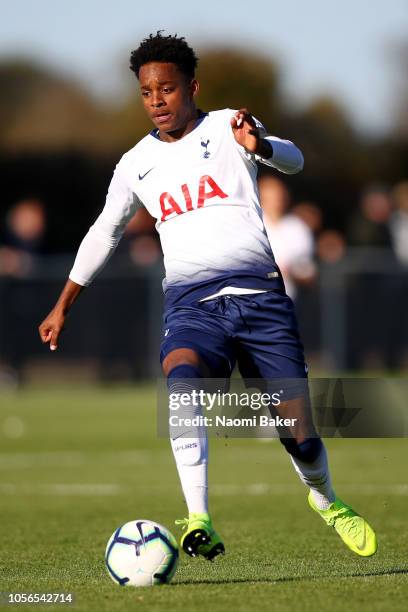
[0,43,407,377]
[1,45,407,167]
[0,44,407,250]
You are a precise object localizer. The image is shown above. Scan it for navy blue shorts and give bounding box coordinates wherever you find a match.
[160,290,307,380]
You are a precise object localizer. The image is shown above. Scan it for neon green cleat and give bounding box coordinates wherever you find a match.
[308,492,377,557]
[175,513,225,560]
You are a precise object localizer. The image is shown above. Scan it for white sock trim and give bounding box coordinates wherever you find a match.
[290,443,335,510]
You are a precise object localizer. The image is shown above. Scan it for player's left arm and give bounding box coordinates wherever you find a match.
[231,108,304,175]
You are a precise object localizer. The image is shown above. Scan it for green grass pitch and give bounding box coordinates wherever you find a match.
[1,385,407,611]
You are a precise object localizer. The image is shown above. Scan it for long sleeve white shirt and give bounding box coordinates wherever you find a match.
[69,109,304,291]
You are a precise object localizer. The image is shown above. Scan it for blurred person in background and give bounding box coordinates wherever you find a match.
[292,201,323,237]
[388,181,408,366]
[346,184,393,249]
[290,200,347,265]
[292,202,346,365]
[316,229,346,264]
[0,198,47,384]
[390,181,408,266]
[0,198,46,277]
[259,175,316,300]
[346,185,398,369]
[124,208,162,267]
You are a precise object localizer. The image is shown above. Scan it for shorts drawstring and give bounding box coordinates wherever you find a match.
[202,294,261,334]
[229,295,260,334]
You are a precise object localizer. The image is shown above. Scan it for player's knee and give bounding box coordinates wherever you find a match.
[280,436,322,463]
[163,349,202,378]
[167,363,203,422]
[167,365,207,464]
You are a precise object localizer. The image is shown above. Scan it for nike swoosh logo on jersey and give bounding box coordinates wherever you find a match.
[138,167,154,180]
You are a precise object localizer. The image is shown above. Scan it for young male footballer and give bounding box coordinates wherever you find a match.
[39,32,377,561]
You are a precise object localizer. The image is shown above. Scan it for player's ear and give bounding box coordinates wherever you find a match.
[190,79,199,98]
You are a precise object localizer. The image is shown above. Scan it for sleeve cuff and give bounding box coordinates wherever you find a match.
[68,273,91,287]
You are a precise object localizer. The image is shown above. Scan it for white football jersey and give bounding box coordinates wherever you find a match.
[69,109,303,299]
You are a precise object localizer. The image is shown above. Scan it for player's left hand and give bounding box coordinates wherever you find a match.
[231,109,272,158]
[230,109,261,153]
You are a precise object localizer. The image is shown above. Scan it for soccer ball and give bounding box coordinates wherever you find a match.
[105,519,179,587]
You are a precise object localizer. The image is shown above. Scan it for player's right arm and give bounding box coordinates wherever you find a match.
[38,279,84,351]
[38,160,140,351]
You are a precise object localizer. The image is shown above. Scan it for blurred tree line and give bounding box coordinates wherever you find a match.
[0,46,407,252]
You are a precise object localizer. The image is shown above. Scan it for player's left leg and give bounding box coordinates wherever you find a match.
[233,291,377,557]
[274,401,377,556]
[271,396,336,512]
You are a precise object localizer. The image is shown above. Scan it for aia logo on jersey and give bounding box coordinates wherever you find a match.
[160,175,228,222]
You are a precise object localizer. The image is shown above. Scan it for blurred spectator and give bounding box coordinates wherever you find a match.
[124,208,161,267]
[4,198,46,252]
[0,198,47,383]
[129,235,162,266]
[390,181,408,266]
[292,201,323,235]
[258,175,316,299]
[0,198,46,277]
[316,230,346,264]
[346,185,393,248]
[346,185,400,369]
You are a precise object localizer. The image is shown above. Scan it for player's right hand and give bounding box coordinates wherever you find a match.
[38,308,66,351]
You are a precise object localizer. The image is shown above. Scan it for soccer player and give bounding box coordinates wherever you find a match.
[39,32,377,561]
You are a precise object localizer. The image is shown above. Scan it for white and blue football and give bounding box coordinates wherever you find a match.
[105,519,179,587]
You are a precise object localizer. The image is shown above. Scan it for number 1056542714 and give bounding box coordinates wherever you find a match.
[0,593,74,605]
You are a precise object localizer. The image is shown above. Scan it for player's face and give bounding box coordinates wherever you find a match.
[139,62,199,136]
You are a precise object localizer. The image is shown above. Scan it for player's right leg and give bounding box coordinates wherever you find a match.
[161,314,232,560]
[163,348,224,560]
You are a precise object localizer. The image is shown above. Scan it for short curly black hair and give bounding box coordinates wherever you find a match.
[130,31,198,80]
